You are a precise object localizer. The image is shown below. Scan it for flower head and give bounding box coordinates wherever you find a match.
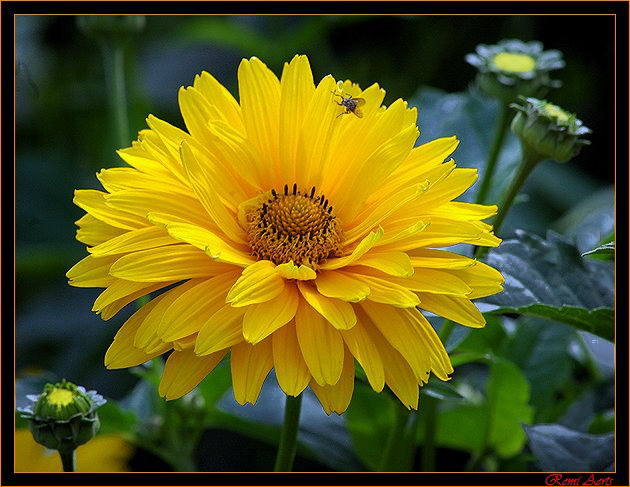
[67,55,504,414]
[511,96,591,163]
[19,379,106,450]
[466,39,564,102]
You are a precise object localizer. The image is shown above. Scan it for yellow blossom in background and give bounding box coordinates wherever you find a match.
[15,430,133,472]
[67,55,503,414]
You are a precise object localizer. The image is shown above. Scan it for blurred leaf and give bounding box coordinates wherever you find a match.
[434,404,487,452]
[345,382,396,470]
[588,410,614,435]
[97,400,139,436]
[450,352,490,367]
[483,230,614,341]
[196,360,232,408]
[422,379,465,401]
[455,314,507,354]
[523,424,614,471]
[582,241,614,260]
[486,358,534,458]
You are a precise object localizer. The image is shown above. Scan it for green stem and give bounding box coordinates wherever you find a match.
[273,394,303,472]
[100,39,130,150]
[59,448,76,472]
[379,404,409,471]
[476,103,512,205]
[475,150,542,259]
[420,395,438,471]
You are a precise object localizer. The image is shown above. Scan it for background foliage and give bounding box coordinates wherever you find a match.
[16,15,615,472]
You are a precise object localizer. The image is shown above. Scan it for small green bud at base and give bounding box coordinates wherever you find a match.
[510,97,591,163]
[18,379,106,453]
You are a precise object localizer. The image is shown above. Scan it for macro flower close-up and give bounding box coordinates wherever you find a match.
[66,55,503,414]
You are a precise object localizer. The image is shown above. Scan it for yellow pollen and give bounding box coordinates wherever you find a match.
[543,102,570,123]
[47,388,75,407]
[246,184,343,268]
[493,52,536,73]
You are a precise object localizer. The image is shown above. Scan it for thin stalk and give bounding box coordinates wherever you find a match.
[100,39,130,150]
[379,404,409,471]
[476,103,512,205]
[59,448,76,472]
[273,394,303,472]
[475,151,542,259]
[420,395,438,471]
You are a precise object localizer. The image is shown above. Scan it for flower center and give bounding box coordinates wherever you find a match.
[493,52,536,73]
[246,184,343,268]
[46,388,74,407]
[541,102,571,124]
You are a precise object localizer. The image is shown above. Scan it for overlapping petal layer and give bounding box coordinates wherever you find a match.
[68,55,503,413]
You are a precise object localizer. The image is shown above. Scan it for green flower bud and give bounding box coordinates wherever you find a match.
[510,97,591,163]
[18,379,106,452]
[466,39,565,103]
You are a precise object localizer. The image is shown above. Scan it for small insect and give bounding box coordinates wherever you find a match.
[331,91,366,118]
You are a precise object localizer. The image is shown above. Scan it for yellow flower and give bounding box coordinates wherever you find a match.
[67,55,503,414]
[15,430,133,472]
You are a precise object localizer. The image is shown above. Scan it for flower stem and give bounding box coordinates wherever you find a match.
[475,150,542,259]
[476,103,512,205]
[100,39,130,150]
[273,394,303,472]
[59,447,76,472]
[379,403,409,471]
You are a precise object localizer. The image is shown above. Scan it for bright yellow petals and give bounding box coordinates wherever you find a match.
[297,281,357,330]
[159,349,227,400]
[243,285,299,344]
[295,300,344,386]
[310,347,355,415]
[109,245,232,282]
[195,305,247,356]
[418,293,486,328]
[315,271,371,303]
[276,261,317,280]
[226,260,285,307]
[272,323,311,396]
[230,338,274,406]
[70,55,504,415]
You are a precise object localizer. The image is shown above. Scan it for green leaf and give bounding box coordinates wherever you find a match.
[523,424,614,471]
[483,230,614,341]
[486,358,534,458]
[345,382,397,470]
[582,241,615,260]
[97,400,139,436]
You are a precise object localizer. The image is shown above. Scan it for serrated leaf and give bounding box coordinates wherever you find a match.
[523,423,614,471]
[582,241,614,260]
[483,230,614,341]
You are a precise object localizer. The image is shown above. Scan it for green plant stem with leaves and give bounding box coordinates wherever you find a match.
[476,103,512,205]
[274,394,303,472]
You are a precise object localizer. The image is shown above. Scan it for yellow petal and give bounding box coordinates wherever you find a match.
[194,304,247,356]
[230,337,274,405]
[192,70,244,133]
[109,245,231,282]
[320,227,384,270]
[409,248,477,270]
[75,214,125,246]
[97,167,190,197]
[73,190,145,230]
[310,346,355,415]
[352,251,414,278]
[276,260,317,280]
[159,221,254,267]
[430,202,498,221]
[384,268,472,296]
[443,260,504,299]
[179,141,247,245]
[88,227,175,257]
[418,293,486,328]
[297,281,357,330]
[346,272,419,308]
[226,260,285,307]
[158,273,238,342]
[243,284,299,344]
[105,297,171,369]
[238,57,281,178]
[92,279,172,315]
[66,255,116,288]
[159,349,227,400]
[98,281,174,321]
[295,299,344,386]
[279,55,315,183]
[341,318,385,392]
[272,322,311,396]
[315,271,371,303]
